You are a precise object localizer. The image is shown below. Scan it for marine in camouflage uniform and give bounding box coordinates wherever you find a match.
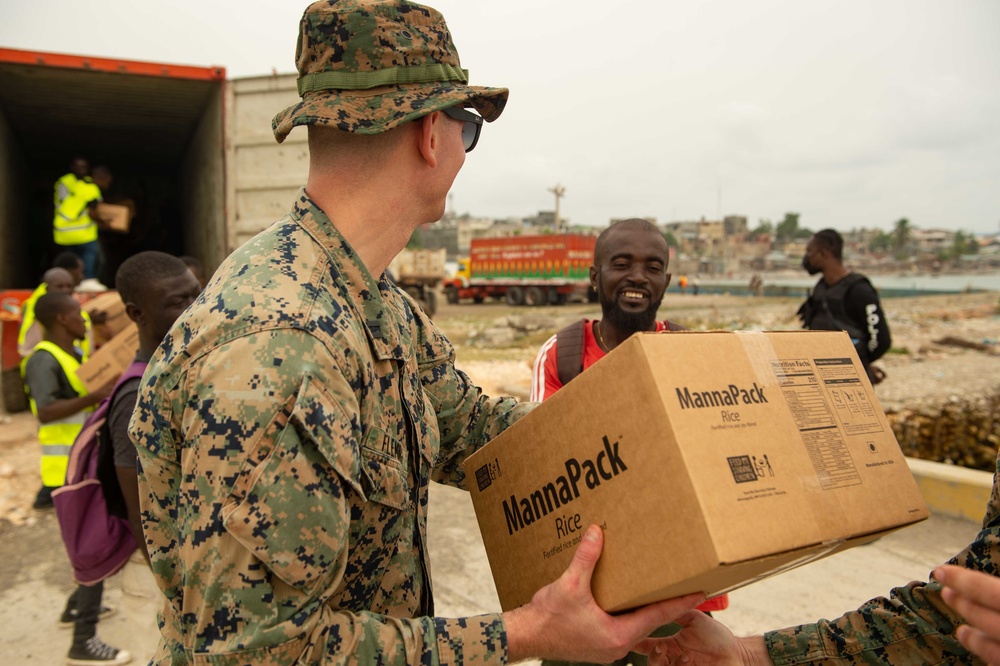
[127,1,528,663]
[761,461,998,664]
[130,188,530,663]
[129,2,705,664]
[653,457,999,664]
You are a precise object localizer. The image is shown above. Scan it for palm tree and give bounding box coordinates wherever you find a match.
[892,218,911,261]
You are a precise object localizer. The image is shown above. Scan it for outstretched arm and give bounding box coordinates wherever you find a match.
[646,612,772,666]
[937,564,1000,664]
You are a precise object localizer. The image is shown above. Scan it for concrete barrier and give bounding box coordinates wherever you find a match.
[906,456,995,522]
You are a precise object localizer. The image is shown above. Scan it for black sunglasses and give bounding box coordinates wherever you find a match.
[442,106,483,153]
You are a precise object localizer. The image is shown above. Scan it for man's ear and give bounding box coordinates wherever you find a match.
[589,265,599,289]
[417,111,442,168]
[124,302,142,325]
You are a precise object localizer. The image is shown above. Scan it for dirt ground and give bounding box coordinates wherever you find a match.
[0,290,997,663]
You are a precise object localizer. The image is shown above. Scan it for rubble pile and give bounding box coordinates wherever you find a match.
[888,393,1000,472]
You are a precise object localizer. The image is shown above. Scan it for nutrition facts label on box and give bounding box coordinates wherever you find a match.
[813,357,884,436]
[771,358,862,490]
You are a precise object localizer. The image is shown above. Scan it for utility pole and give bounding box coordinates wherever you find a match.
[548,183,566,231]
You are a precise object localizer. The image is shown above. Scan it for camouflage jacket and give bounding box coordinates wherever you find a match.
[129,190,532,665]
[765,460,998,664]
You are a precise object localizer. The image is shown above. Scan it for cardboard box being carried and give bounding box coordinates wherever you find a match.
[465,330,929,613]
[77,323,138,393]
[96,202,132,233]
[81,291,129,346]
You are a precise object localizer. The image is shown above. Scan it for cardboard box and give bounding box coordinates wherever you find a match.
[81,291,129,345]
[465,330,929,612]
[96,202,131,233]
[76,323,138,393]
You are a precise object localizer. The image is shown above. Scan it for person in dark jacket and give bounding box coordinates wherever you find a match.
[797,229,891,384]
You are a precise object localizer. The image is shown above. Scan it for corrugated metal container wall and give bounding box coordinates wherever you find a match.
[224,74,307,253]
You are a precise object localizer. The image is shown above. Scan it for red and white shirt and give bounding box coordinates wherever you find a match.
[530,319,672,401]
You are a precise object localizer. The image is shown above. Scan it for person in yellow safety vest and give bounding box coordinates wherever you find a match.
[17,267,96,360]
[21,297,126,665]
[52,158,114,282]
[20,292,113,510]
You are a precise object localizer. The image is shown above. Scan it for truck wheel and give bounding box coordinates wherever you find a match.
[424,290,438,318]
[524,286,545,307]
[547,288,566,306]
[473,296,485,304]
[505,286,525,306]
[445,286,459,305]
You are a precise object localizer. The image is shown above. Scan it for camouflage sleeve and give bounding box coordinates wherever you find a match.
[135,329,507,665]
[764,467,1000,665]
[411,308,535,490]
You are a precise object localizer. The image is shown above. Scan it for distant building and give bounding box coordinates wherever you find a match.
[911,228,956,257]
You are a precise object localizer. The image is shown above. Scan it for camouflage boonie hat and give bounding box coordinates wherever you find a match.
[272,0,509,143]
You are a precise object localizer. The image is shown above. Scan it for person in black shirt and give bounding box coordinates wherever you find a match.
[96,252,200,662]
[797,228,891,384]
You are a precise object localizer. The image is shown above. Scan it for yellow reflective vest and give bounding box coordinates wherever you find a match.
[17,284,93,360]
[21,341,94,487]
[53,174,101,246]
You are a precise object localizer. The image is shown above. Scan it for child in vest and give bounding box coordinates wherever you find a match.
[21,292,129,665]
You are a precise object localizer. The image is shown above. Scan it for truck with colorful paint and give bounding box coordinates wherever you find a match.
[443,234,596,306]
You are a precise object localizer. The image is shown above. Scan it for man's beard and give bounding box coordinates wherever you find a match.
[601,290,663,334]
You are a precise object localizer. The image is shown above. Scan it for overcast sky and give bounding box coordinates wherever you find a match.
[2,0,998,234]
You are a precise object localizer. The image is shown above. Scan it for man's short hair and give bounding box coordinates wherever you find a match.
[34,292,77,330]
[595,218,663,265]
[813,229,844,261]
[116,252,191,307]
[53,252,83,271]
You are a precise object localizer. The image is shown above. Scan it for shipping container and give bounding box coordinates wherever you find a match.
[0,47,307,289]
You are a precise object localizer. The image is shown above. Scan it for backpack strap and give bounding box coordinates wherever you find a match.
[114,361,148,391]
[556,318,685,386]
[555,319,587,386]
[66,361,148,486]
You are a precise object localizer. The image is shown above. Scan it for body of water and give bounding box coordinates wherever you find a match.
[681,273,999,298]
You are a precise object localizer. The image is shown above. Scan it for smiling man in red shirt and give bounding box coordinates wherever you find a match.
[531,218,728,666]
